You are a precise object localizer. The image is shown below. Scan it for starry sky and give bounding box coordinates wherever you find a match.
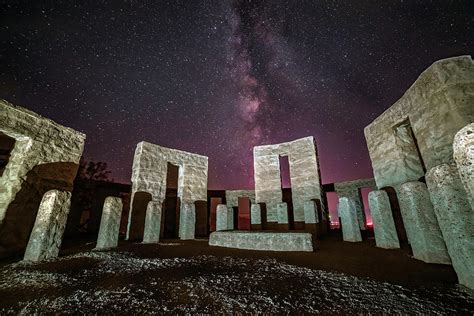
[1,1,473,190]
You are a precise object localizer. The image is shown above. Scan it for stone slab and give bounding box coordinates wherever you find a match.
[338,197,362,242]
[426,163,474,289]
[250,204,262,225]
[95,197,123,250]
[143,201,162,244]
[216,204,232,231]
[368,190,400,249]
[453,123,474,210]
[209,231,314,252]
[178,203,195,240]
[23,190,71,261]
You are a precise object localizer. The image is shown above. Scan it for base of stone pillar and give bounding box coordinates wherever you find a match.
[278,223,290,231]
[293,221,305,230]
[251,224,262,231]
[265,222,278,230]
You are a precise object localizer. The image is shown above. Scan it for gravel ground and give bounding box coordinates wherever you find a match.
[0,243,473,315]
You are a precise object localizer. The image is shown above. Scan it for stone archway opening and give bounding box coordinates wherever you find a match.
[382,187,409,246]
[162,163,180,239]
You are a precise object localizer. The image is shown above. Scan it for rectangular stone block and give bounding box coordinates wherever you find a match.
[276,202,289,231]
[209,231,314,252]
[95,197,123,250]
[178,203,195,240]
[216,204,231,231]
[338,197,362,242]
[368,190,400,249]
[24,190,71,261]
[250,204,262,225]
[143,201,162,244]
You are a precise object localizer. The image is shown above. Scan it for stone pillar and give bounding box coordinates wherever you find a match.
[227,207,234,230]
[143,201,162,244]
[276,202,289,231]
[453,123,474,209]
[95,197,123,250]
[24,190,71,262]
[338,197,362,242]
[397,181,450,264]
[368,191,400,249]
[179,202,195,240]
[216,204,230,231]
[304,200,318,233]
[426,164,474,289]
[250,204,262,230]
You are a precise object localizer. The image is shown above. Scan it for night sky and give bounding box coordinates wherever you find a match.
[1,1,473,190]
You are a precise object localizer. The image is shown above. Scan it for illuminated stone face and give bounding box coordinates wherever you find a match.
[253,136,323,224]
[127,141,208,241]
[0,99,85,260]
[368,190,400,250]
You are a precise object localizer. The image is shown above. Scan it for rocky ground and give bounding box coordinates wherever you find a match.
[0,237,473,314]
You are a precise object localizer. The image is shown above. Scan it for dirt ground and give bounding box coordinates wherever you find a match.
[0,234,473,314]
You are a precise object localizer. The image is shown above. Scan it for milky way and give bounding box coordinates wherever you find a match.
[1,1,473,190]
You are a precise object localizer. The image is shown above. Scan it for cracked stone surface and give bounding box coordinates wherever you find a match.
[364,56,474,189]
[142,201,162,244]
[209,231,314,252]
[426,163,474,289]
[127,142,208,240]
[368,190,400,249]
[453,123,474,210]
[338,197,362,243]
[23,190,71,262]
[397,182,450,264]
[95,197,123,250]
[0,99,85,258]
[334,178,376,230]
[253,136,323,223]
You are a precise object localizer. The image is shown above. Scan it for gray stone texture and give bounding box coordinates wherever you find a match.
[253,136,323,223]
[397,182,450,264]
[209,231,314,252]
[216,204,231,231]
[95,197,123,250]
[127,142,208,240]
[453,123,474,209]
[426,163,474,289]
[225,190,255,208]
[368,190,400,249]
[334,178,376,230]
[0,99,85,258]
[250,204,262,224]
[276,202,289,224]
[338,197,362,242]
[364,56,474,189]
[303,200,319,224]
[142,201,162,244]
[23,190,71,261]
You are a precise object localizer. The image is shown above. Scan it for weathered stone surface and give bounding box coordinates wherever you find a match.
[276,202,289,223]
[225,190,255,208]
[142,201,162,244]
[426,164,474,289]
[23,190,71,261]
[95,197,123,250]
[364,56,474,189]
[250,204,262,224]
[453,123,474,209]
[127,142,208,241]
[338,197,362,242]
[303,200,319,224]
[253,136,323,223]
[209,231,314,252]
[178,203,196,240]
[334,178,376,230]
[397,182,450,264]
[216,204,231,231]
[369,191,399,249]
[0,99,85,258]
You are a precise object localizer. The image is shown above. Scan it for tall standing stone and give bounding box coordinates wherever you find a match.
[24,190,71,261]
[368,190,400,249]
[338,197,362,242]
[250,204,262,230]
[95,197,123,250]
[397,181,450,264]
[304,200,319,233]
[179,203,195,240]
[216,204,231,231]
[143,201,162,244]
[426,163,474,289]
[453,123,474,209]
[277,202,289,231]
